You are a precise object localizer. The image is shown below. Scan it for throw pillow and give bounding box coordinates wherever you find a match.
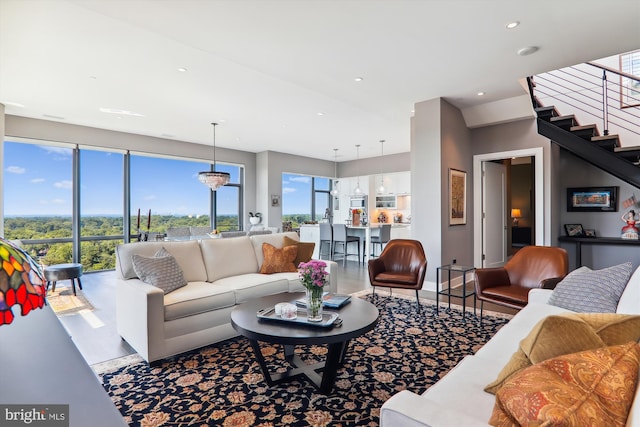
[282,236,315,267]
[489,342,640,426]
[131,247,187,294]
[259,243,298,274]
[548,262,633,312]
[485,312,640,394]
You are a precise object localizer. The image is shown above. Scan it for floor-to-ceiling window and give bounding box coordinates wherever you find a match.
[3,140,74,265]
[214,164,242,231]
[79,148,124,270]
[129,154,211,235]
[3,140,244,271]
[282,173,333,227]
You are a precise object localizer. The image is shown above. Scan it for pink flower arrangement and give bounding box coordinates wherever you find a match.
[298,260,328,290]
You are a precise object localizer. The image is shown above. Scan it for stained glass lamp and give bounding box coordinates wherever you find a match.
[0,238,46,326]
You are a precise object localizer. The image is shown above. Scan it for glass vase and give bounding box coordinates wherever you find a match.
[306,287,323,322]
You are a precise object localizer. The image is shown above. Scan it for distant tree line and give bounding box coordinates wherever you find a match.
[4,215,240,271]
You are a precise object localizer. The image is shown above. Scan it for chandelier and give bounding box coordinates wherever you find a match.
[198,122,230,190]
[330,148,339,196]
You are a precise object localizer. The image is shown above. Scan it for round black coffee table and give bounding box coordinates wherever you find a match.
[231,292,379,394]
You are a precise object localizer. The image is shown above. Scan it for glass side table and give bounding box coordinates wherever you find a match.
[436,264,476,319]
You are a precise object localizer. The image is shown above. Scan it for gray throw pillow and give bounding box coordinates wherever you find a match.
[548,262,633,312]
[131,247,187,294]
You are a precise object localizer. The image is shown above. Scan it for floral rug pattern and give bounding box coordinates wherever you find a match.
[100,294,510,426]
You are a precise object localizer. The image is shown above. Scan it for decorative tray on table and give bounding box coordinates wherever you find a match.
[256,306,341,328]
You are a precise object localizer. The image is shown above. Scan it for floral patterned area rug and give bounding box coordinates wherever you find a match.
[98,294,511,426]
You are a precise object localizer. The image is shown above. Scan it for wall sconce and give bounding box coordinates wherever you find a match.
[511,208,522,226]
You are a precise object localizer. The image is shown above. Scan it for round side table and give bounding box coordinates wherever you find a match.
[45,263,83,296]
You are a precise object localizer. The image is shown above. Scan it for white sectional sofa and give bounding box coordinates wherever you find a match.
[380,265,640,427]
[115,232,337,363]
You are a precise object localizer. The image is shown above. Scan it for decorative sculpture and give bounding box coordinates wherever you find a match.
[621,210,639,240]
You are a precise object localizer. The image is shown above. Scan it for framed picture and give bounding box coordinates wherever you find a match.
[271,194,280,207]
[449,168,466,225]
[564,224,585,237]
[585,229,596,237]
[567,186,618,212]
[620,50,640,108]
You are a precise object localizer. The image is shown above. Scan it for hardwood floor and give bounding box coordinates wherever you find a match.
[56,259,515,366]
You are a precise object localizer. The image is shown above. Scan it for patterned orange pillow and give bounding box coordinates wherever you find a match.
[259,243,298,274]
[490,342,640,427]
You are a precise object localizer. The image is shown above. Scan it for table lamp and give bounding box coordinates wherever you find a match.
[0,238,46,326]
[511,208,522,227]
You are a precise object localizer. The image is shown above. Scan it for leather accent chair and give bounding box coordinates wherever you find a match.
[474,246,568,319]
[368,239,427,310]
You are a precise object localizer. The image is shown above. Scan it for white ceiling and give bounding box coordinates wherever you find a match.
[1,0,638,161]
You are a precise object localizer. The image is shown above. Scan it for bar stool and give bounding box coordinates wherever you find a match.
[44,263,83,296]
[332,224,361,265]
[370,224,392,257]
[319,222,333,260]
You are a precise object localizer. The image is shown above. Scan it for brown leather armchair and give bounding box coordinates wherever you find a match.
[368,239,428,310]
[474,246,568,319]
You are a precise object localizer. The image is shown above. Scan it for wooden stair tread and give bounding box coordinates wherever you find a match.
[614,145,640,153]
[593,134,620,142]
[550,114,579,130]
[535,105,559,120]
[570,124,600,140]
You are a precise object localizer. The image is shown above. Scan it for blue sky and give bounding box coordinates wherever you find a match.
[4,141,317,217]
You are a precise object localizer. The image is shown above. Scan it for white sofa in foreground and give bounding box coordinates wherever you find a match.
[115,232,337,363]
[380,265,640,427]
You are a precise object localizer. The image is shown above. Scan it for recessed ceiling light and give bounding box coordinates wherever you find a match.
[99,107,145,117]
[517,46,539,56]
[177,67,188,72]
[354,77,364,82]
[2,101,25,108]
[477,91,485,96]
[506,21,520,29]
[43,114,65,120]
[317,112,325,116]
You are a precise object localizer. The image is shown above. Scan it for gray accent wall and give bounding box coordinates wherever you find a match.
[559,150,640,271]
[440,100,473,271]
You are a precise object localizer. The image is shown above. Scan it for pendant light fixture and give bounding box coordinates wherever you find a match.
[198,122,230,191]
[353,144,362,195]
[330,148,340,196]
[377,139,386,194]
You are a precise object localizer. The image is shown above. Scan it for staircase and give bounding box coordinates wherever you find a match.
[527,59,640,188]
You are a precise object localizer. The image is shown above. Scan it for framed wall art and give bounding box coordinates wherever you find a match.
[449,168,466,225]
[567,186,618,212]
[271,194,280,207]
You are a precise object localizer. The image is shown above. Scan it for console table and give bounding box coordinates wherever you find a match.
[558,236,640,267]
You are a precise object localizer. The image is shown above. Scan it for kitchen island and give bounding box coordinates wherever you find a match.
[299,223,411,262]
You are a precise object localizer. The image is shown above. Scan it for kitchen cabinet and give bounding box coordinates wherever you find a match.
[375,195,397,209]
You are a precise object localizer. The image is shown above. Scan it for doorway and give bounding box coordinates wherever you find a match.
[473,147,545,267]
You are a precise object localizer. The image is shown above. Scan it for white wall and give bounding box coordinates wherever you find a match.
[411,98,443,288]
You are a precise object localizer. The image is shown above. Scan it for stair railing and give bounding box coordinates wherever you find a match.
[530,61,640,141]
